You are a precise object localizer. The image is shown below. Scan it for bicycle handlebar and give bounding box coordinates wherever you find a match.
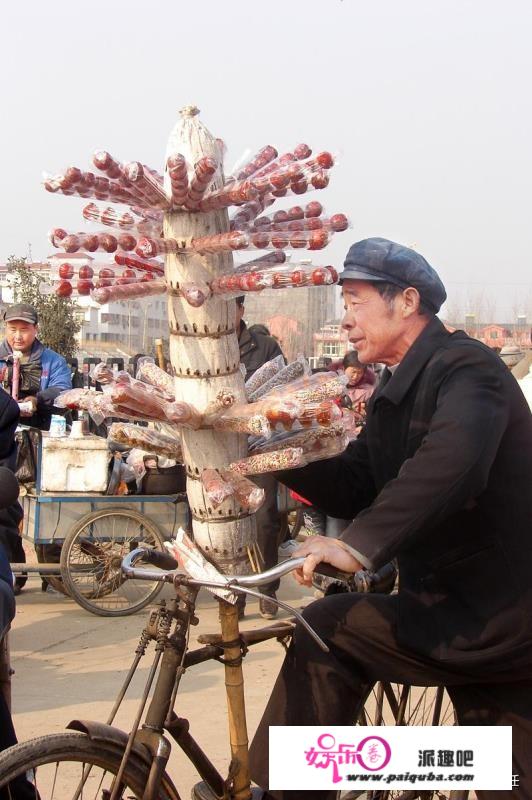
[121,548,310,587]
[122,547,396,594]
[122,547,331,652]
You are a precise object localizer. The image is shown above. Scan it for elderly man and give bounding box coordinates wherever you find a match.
[0,303,71,431]
[249,238,532,800]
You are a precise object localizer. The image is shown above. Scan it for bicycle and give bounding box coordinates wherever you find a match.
[0,549,471,800]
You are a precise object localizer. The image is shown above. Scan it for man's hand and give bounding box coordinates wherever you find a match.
[290,535,364,587]
[18,396,37,417]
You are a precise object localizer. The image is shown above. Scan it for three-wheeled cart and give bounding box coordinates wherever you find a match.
[12,427,189,616]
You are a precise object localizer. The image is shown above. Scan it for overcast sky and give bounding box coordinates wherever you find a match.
[1,0,530,321]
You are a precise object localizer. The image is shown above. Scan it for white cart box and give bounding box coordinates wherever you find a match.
[40,434,110,493]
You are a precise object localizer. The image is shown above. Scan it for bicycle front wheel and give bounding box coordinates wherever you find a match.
[60,507,166,617]
[0,731,179,799]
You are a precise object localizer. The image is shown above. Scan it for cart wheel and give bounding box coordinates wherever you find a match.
[60,507,166,617]
[35,543,70,596]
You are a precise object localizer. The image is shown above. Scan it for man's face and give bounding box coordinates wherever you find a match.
[341,280,407,365]
[5,321,38,354]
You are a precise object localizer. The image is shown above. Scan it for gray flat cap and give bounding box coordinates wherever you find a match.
[340,237,447,313]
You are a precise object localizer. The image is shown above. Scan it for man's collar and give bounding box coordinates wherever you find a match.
[376,317,449,405]
[0,338,43,360]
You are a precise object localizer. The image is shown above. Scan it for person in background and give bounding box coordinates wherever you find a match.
[236,297,285,619]
[0,465,38,799]
[248,323,271,338]
[342,349,376,416]
[0,390,23,578]
[0,304,72,594]
[0,304,71,431]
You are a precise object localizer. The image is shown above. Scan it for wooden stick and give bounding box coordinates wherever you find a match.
[164,106,254,799]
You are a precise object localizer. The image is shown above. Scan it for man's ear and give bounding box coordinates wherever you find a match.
[401,287,421,318]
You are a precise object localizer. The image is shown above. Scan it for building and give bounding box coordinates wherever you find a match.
[448,315,531,351]
[242,283,336,361]
[313,320,350,363]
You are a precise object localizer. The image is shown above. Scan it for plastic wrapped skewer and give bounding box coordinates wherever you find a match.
[229,196,275,229]
[212,410,271,438]
[110,383,193,426]
[198,179,259,212]
[211,264,338,296]
[202,389,237,420]
[123,162,171,210]
[244,354,285,399]
[229,428,348,476]
[250,144,312,182]
[261,397,342,431]
[184,157,217,210]
[233,145,278,181]
[91,279,166,305]
[229,447,305,476]
[114,253,164,275]
[108,423,182,460]
[135,357,175,400]
[249,202,323,226]
[167,154,189,207]
[166,401,204,429]
[220,470,265,512]
[44,171,137,205]
[250,421,346,455]
[248,213,348,234]
[51,230,144,254]
[247,356,310,402]
[201,469,234,508]
[54,388,131,426]
[89,367,171,402]
[93,150,136,186]
[136,228,333,258]
[269,371,348,404]
[82,203,136,229]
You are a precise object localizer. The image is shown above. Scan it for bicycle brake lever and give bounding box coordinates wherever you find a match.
[230,586,330,654]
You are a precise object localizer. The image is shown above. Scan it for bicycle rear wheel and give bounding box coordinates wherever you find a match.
[60,507,166,617]
[354,683,469,800]
[0,731,179,799]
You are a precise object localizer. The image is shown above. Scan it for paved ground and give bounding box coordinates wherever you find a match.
[9,567,314,797]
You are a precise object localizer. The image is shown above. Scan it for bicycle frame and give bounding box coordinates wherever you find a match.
[67,556,305,800]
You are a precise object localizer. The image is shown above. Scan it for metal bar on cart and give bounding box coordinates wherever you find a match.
[10,563,62,576]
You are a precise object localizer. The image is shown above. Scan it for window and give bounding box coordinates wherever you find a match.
[490,330,498,339]
[322,342,341,357]
[100,313,120,325]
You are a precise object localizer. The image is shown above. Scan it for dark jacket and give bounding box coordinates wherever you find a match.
[279,317,532,670]
[0,339,71,430]
[0,389,22,564]
[238,321,284,380]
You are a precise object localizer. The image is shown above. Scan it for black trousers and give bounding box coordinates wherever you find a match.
[252,473,283,595]
[249,593,532,800]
